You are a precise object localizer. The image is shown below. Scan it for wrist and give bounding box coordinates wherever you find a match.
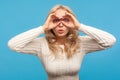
[75,23,81,30]
[38,26,45,33]
[78,23,84,31]
[42,25,48,32]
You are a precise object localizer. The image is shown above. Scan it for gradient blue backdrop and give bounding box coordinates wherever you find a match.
[0,0,119,80]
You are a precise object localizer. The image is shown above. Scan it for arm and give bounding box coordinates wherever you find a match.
[8,26,44,55]
[8,13,56,55]
[79,24,116,53]
[65,12,116,53]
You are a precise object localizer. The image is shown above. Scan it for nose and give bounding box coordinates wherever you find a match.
[59,22,63,27]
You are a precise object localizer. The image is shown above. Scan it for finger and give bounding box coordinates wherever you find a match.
[65,12,80,29]
[46,13,55,24]
[44,13,56,31]
[65,13,76,21]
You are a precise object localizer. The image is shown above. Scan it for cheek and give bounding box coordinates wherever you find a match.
[52,28,57,33]
[52,28,58,35]
[64,28,69,32]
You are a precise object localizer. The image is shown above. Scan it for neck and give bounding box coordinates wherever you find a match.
[56,36,66,45]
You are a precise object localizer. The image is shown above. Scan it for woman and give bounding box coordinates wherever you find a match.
[8,5,116,80]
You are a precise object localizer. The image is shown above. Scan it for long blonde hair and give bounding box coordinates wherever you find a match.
[45,5,80,59]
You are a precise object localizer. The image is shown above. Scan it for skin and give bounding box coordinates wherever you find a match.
[43,8,81,44]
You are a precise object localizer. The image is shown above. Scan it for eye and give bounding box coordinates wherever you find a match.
[63,18,69,22]
[53,18,60,23]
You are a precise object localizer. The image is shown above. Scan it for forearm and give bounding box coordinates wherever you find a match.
[79,24,116,48]
[8,26,44,51]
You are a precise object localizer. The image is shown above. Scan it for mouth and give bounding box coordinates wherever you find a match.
[58,29,64,34]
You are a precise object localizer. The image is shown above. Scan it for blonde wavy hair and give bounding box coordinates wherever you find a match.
[45,5,80,59]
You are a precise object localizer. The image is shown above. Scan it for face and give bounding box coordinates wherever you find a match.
[51,9,73,37]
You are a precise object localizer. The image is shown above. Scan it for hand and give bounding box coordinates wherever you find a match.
[61,15,75,29]
[43,13,56,31]
[64,12,81,30]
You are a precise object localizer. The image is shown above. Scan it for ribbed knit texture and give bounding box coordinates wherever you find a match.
[8,24,116,80]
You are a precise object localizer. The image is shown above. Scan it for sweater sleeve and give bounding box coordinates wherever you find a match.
[79,24,116,53]
[8,26,44,55]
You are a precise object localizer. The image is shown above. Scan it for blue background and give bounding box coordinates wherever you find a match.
[0,0,119,80]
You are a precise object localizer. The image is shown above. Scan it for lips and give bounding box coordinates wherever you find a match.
[58,29,64,34]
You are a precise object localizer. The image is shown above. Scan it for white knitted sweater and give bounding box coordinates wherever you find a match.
[8,24,116,80]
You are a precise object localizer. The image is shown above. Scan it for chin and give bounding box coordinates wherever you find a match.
[57,34,66,37]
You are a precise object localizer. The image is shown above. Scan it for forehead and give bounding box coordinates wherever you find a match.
[54,9,67,18]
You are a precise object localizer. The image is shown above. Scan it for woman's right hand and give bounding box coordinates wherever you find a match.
[43,13,56,31]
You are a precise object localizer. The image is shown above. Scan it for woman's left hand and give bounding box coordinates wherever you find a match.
[64,12,81,30]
